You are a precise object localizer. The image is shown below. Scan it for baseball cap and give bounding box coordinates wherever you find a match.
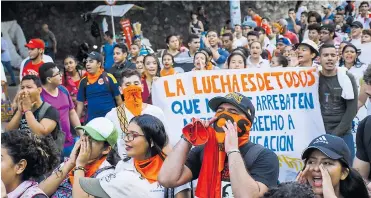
[87,51,103,63]
[298,40,319,57]
[321,3,332,9]
[80,170,151,198]
[336,5,345,11]
[277,37,291,46]
[320,24,335,33]
[301,134,351,167]
[351,21,363,29]
[242,20,257,28]
[75,117,118,147]
[25,39,45,49]
[208,92,255,123]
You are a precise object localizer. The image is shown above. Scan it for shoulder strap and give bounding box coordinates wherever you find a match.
[80,77,88,101]
[58,85,70,96]
[37,102,51,121]
[116,105,129,133]
[102,72,118,106]
[242,143,266,169]
[91,165,115,178]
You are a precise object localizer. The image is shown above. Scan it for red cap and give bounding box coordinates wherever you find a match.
[25,39,45,49]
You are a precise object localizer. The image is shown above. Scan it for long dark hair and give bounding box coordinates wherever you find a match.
[130,114,168,160]
[339,163,369,198]
[143,54,161,77]
[129,115,173,198]
[339,44,363,68]
[227,52,247,69]
[303,150,369,198]
[63,55,81,84]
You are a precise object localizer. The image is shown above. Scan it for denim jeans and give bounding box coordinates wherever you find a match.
[62,136,80,159]
[341,133,355,166]
[1,61,16,84]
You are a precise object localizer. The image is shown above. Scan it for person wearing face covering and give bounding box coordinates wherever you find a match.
[105,69,169,160]
[158,92,280,198]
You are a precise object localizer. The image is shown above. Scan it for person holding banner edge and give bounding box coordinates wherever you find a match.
[158,92,279,198]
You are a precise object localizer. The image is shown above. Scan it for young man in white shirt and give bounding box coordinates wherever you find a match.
[350,21,364,49]
[105,69,167,159]
[359,29,371,65]
[233,24,248,48]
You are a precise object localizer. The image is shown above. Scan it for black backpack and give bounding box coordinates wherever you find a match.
[37,102,65,154]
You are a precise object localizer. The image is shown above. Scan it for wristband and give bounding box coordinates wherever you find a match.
[73,166,86,174]
[22,110,31,114]
[181,134,192,145]
[227,149,240,157]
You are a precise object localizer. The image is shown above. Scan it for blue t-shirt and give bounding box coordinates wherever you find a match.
[103,42,116,70]
[285,18,300,33]
[77,73,120,122]
[323,13,335,21]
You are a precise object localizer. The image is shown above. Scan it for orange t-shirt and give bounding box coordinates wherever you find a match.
[22,61,44,77]
[253,15,262,27]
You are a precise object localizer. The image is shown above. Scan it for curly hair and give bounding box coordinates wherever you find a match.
[262,182,315,198]
[1,130,60,181]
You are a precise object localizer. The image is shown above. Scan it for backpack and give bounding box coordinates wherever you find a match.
[51,165,115,198]
[79,72,117,106]
[37,102,65,154]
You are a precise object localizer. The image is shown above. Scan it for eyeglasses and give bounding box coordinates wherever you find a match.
[51,71,61,78]
[123,132,144,142]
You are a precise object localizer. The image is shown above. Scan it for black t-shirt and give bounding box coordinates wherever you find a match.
[185,142,279,196]
[19,102,60,132]
[356,115,371,179]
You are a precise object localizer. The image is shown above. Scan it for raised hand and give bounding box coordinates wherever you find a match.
[319,164,337,198]
[223,120,238,153]
[76,136,91,167]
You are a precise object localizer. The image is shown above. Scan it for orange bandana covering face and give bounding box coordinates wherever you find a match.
[160,67,175,77]
[68,156,107,185]
[123,85,143,116]
[86,68,104,84]
[182,111,252,198]
[134,154,164,184]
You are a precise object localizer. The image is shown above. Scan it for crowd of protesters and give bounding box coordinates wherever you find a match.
[1,1,371,198]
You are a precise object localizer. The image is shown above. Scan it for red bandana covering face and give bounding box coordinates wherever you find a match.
[182,111,252,198]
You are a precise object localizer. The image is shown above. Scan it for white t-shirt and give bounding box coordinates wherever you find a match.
[246,56,270,68]
[348,64,368,88]
[1,63,7,101]
[359,43,371,65]
[233,36,248,48]
[115,159,190,198]
[19,54,54,81]
[105,104,167,159]
[350,38,362,49]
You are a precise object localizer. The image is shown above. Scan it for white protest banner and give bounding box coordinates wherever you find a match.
[152,67,326,182]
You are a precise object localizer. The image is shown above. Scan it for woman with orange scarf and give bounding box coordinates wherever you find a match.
[192,51,217,71]
[79,114,191,198]
[160,53,176,77]
[39,117,118,198]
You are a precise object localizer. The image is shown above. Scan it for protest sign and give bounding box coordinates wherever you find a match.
[152,67,326,183]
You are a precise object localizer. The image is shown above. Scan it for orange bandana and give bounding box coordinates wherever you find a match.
[86,68,104,84]
[134,154,164,184]
[182,111,252,198]
[123,85,143,116]
[206,62,213,70]
[68,156,107,185]
[160,67,175,77]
